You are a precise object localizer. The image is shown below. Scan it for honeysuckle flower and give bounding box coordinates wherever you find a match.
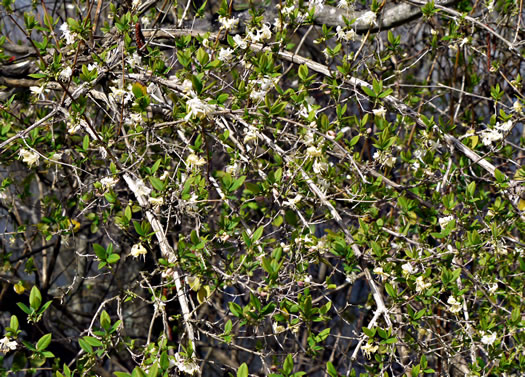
[447,295,462,314]
[488,283,498,294]
[130,243,147,258]
[283,194,303,209]
[67,120,82,134]
[172,353,199,375]
[480,128,502,146]
[358,11,377,26]
[225,162,241,176]
[233,34,247,49]
[401,263,415,276]
[148,196,164,206]
[100,176,119,189]
[185,97,215,120]
[372,106,386,118]
[480,331,497,345]
[248,24,272,43]
[486,0,495,12]
[273,322,286,333]
[60,23,77,45]
[337,0,353,10]
[313,160,328,174]
[496,120,513,132]
[336,26,356,42]
[181,79,193,93]
[306,146,322,158]
[19,149,39,167]
[250,89,266,102]
[0,337,17,353]
[218,16,239,30]
[361,342,378,359]
[438,215,454,229]
[513,100,523,114]
[129,178,151,197]
[244,125,258,143]
[308,0,324,11]
[110,87,133,105]
[128,52,142,68]
[218,47,234,62]
[30,85,49,100]
[87,62,99,71]
[373,266,390,280]
[186,153,206,167]
[415,275,431,292]
[159,171,169,180]
[58,66,73,81]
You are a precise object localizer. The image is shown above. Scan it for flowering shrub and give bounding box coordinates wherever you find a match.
[0,0,523,376]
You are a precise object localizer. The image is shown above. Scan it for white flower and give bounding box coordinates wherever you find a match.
[186,153,206,167]
[0,337,17,353]
[438,215,454,230]
[306,146,322,158]
[30,85,49,99]
[248,24,272,43]
[358,11,377,26]
[148,196,164,206]
[110,87,133,105]
[218,47,234,62]
[283,194,303,209]
[336,26,356,42]
[487,283,498,294]
[415,275,431,293]
[322,48,330,59]
[60,23,76,45]
[172,353,200,375]
[304,275,312,283]
[480,128,502,146]
[59,66,73,81]
[67,120,82,134]
[459,37,469,48]
[87,62,99,71]
[447,295,462,314]
[218,16,239,30]
[250,89,266,102]
[19,149,39,167]
[309,0,324,10]
[480,331,496,345]
[129,178,151,197]
[313,160,328,174]
[233,34,247,49]
[225,162,241,176]
[361,342,378,359]
[337,0,353,10]
[129,52,142,68]
[130,243,147,257]
[50,152,63,161]
[496,120,513,132]
[185,97,214,120]
[244,125,258,143]
[181,79,193,93]
[513,100,523,114]
[372,107,387,118]
[100,177,119,189]
[160,171,169,180]
[486,0,495,12]
[373,266,389,280]
[273,322,286,333]
[401,263,415,276]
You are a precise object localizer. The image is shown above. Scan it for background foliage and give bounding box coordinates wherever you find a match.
[0,0,524,376]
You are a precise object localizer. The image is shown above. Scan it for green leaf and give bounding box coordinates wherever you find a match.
[149,176,165,191]
[29,286,42,311]
[147,362,159,377]
[361,85,376,98]
[251,226,264,243]
[298,64,308,81]
[10,315,19,331]
[78,337,93,353]
[133,221,144,236]
[106,254,120,264]
[132,83,146,98]
[36,333,52,350]
[229,176,246,192]
[384,282,397,298]
[237,363,248,377]
[100,310,111,331]
[82,135,89,151]
[326,361,338,377]
[93,243,107,260]
[362,326,376,337]
[283,354,294,375]
[17,302,32,315]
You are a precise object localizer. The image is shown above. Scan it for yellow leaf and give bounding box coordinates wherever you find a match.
[186,276,200,291]
[518,198,525,212]
[14,281,25,294]
[197,285,212,304]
